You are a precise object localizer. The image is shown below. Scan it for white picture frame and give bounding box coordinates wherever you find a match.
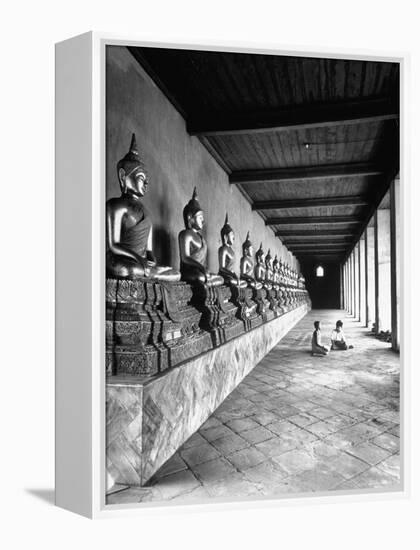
[55,31,409,518]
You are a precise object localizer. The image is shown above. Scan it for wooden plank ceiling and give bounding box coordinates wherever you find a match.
[128,47,400,264]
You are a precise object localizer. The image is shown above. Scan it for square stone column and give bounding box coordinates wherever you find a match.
[354,243,360,321]
[359,235,367,326]
[350,250,355,317]
[374,205,392,334]
[340,264,344,309]
[343,262,348,311]
[365,224,375,329]
[390,177,400,351]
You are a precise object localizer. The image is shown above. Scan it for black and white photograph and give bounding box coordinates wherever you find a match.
[104,44,401,506]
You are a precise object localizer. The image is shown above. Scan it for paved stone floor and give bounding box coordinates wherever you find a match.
[107,309,401,505]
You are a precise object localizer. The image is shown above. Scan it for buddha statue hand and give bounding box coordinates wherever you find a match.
[146,250,157,266]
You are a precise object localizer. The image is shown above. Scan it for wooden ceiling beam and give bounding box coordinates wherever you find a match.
[287,243,348,248]
[252,195,369,211]
[231,162,383,185]
[189,97,398,136]
[276,229,355,237]
[266,215,362,226]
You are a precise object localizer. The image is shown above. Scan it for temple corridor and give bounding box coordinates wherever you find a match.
[107,309,400,505]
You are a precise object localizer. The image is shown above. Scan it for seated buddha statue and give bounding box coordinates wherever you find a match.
[255,244,271,290]
[264,249,275,287]
[178,188,224,287]
[106,134,180,282]
[218,214,247,288]
[272,255,281,289]
[239,232,262,290]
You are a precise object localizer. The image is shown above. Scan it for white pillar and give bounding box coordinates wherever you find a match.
[390,177,400,350]
[359,235,367,326]
[365,225,375,329]
[374,207,392,334]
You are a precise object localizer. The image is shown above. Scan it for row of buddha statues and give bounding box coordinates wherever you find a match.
[106,134,310,377]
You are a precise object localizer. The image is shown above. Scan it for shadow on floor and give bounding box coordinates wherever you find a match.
[25,488,55,505]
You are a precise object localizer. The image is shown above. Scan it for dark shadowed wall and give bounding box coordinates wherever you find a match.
[301,261,341,309]
[106,46,300,274]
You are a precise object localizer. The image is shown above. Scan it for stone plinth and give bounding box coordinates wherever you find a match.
[106,302,310,487]
[106,278,212,377]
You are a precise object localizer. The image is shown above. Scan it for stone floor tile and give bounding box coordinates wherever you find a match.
[204,472,262,498]
[180,441,221,467]
[266,419,299,435]
[305,420,336,438]
[200,424,235,442]
[211,433,249,455]
[242,458,290,486]
[255,436,296,457]
[310,407,336,420]
[306,440,344,460]
[170,485,211,502]
[106,483,129,496]
[270,404,301,418]
[289,464,347,492]
[328,452,371,479]
[386,424,400,437]
[271,449,317,476]
[227,446,267,471]
[240,426,274,445]
[346,441,391,465]
[351,467,402,489]
[371,433,400,453]
[106,486,155,505]
[199,416,223,431]
[182,432,208,449]
[151,470,201,500]
[250,410,282,426]
[288,412,319,428]
[225,417,261,433]
[154,453,188,479]
[376,454,400,479]
[192,457,238,484]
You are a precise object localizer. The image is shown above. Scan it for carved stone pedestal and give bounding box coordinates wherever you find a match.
[227,285,262,331]
[106,278,212,376]
[190,283,245,346]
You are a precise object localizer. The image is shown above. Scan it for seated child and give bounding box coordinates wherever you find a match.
[330,320,353,350]
[311,321,330,356]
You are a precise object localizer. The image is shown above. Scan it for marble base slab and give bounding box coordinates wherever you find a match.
[106,303,310,487]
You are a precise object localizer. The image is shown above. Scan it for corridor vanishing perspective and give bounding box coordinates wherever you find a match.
[107,309,400,504]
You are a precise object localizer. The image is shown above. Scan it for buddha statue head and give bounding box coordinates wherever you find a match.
[183,187,204,231]
[265,249,273,269]
[220,213,234,247]
[117,133,149,198]
[256,243,265,265]
[242,231,253,257]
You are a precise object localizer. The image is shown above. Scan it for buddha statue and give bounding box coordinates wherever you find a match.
[255,243,271,290]
[264,249,275,286]
[272,255,281,289]
[179,188,224,287]
[106,134,180,282]
[239,232,262,290]
[218,214,247,288]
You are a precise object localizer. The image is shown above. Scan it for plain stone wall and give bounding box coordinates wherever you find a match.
[106,46,299,274]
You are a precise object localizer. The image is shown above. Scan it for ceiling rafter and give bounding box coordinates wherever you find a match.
[188,97,398,136]
[266,215,362,226]
[230,162,383,185]
[252,195,369,211]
